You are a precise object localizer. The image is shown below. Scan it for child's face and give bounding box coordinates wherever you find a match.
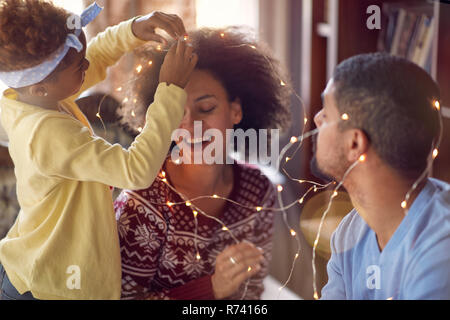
[41,31,90,101]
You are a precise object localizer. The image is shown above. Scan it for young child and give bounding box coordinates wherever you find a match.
[0,0,197,299]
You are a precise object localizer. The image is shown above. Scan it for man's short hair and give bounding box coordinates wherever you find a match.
[333,52,441,178]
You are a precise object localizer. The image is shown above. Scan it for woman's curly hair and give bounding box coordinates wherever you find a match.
[120,26,293,152]
[0,0,70,72]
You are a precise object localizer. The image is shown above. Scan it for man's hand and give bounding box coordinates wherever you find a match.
[131,11,187,44]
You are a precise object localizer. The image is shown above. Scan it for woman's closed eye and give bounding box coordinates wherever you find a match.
[198,105,217,113]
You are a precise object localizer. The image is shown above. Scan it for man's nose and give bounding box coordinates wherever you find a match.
[314,110,323,128]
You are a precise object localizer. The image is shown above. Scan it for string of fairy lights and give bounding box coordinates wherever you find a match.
[92,31,444,300]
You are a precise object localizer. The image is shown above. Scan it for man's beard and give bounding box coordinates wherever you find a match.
[310,155,335,183]
[310,135,336,183]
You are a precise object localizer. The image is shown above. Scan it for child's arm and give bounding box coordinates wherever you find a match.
[29,41,197,190]
[67,12,186,101]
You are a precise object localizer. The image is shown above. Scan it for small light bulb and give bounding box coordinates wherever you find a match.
[256,206,262,212]
[304,118,308,125]
[161,178,167,183]
[148,60,153,66]
[116,87,122,92]
[167,201,174,207]
[295,253,299,259]
[161,171,166,177]
[359,154,366,162]
[156,45,162,51]
[212,194,219,199]
[401,201,407,209]
[432,149,439,159]
[290,229,296,236]
[196,253,201,260]
[193,210,198,218]
[131,110,136,117]
[298,198,304,204]
[247,266,252,272]
[249,45,256,49]
[341,113,349,121]
[220,32,225,38]
[137,127,142,133]
[434,100,440,110]
[222,226,228,231]
[277,185,283,192]
[136,65,143,73]
[285,157,291,163]
[332,190,338,197]
[290,136,298,144]
[183,35,189,41]
[96,112,101,118]
[185,201,192,207]
[123,97,129,104]
[314,292,319,300]
[280,80,286,86]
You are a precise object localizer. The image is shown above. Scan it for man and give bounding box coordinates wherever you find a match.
[312,52,449,299]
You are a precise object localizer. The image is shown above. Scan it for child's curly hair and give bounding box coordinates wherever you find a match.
[120,26,292,152]
[0,0,70,72]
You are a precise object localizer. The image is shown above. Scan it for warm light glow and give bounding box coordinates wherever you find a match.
[332,190,338,197]
[156,45,162,51]
[256,206,262,212]
[131,110,136,117]
[161,171,166,177]
[167,201,174,207]
[220,32,225,38]
[137,127,142,133]
[116,87,122,92]
[123,97,129,104]
[290,136,298,144]
[285,157,291,163]
[434,100,440,110]
[295,253,299,259]
[193,210,198,218]
[313,292,319,300]
[280,80,286,86]
[196,253,201,260]
[136,65,143,73]
[222,226,228,231]
[304,118,308,125]
[359,154,366,162]
[432,148,439,159]
[290,229,296,237]
[249,45,256,49]
[298,198,304,204]
[247,266,252,272]
[341,113,349,121]
[185,201,192,207]
[96,113,101,118]
[212,194,219,198]
[161,178,167,183]
[401,200,407,209]
[183,35,189,41]
[277,185,283,192]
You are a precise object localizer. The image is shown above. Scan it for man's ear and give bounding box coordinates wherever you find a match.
[230,98,243,125]
[346,128,370,163]
[28,84,48,97]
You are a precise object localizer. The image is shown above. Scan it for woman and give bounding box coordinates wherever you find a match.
[115,27,292,300]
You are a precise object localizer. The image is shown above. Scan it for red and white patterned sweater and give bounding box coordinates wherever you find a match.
[114,162,277,300]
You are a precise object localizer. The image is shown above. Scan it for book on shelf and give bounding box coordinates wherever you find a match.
[378,3,435,73]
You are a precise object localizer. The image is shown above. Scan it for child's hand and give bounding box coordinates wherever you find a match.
[159,38,198,89]
[132,11,187,45]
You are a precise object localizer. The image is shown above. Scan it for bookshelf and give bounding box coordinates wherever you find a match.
[300,0,450,184]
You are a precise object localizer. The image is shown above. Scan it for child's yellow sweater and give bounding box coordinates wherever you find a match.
[0,19,186,299]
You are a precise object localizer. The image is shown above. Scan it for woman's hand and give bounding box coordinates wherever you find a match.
[132,11,187,44]
[211,242,264,299]
[159,38,198,88]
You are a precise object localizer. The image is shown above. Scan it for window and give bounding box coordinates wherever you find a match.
[196,0,259,32]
